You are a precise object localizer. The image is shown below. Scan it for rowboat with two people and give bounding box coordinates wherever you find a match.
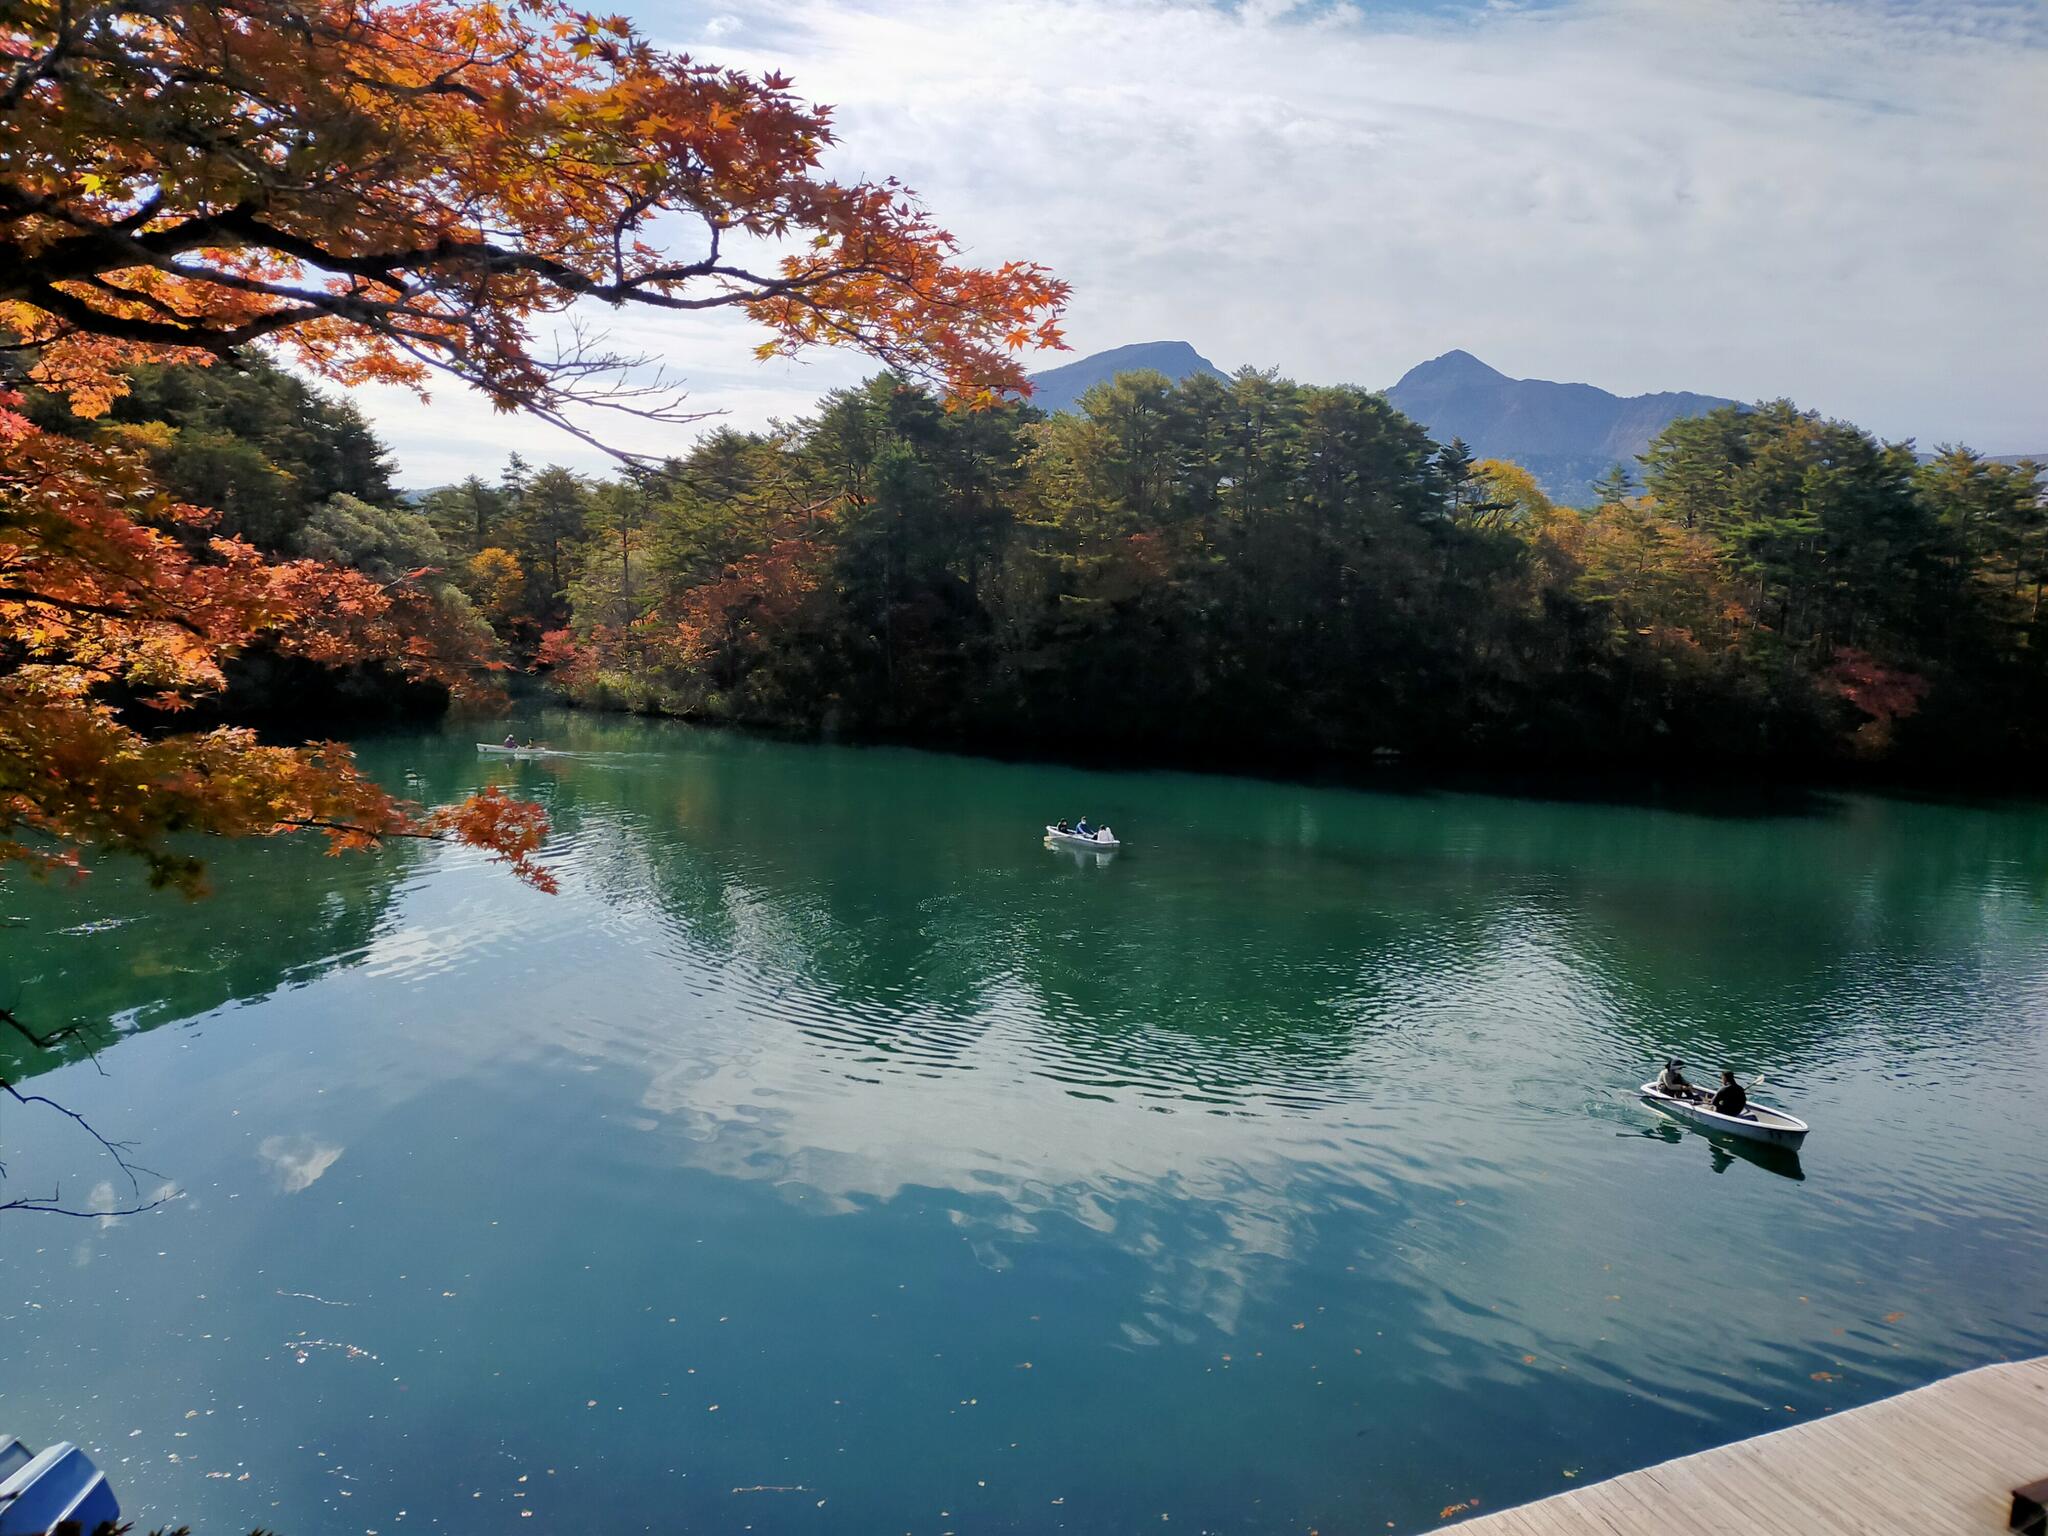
[477,735,569,759]
[1640,1059,1809,1150]
[1046,818,1119,850]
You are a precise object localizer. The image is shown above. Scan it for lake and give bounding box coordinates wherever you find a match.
[4,714,2046,1535]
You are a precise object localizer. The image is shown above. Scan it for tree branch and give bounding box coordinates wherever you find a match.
[1,1005,91,1053]
[2,1077,168,1205]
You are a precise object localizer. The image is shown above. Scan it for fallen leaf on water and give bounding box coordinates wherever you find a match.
[1811,1371,1839,1382]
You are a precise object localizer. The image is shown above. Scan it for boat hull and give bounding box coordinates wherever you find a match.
[1640,1082,1809,1149]
[476,744,565,759]
[1044,826,1119,850]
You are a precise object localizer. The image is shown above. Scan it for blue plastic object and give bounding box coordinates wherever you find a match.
[0,1437,120,1536]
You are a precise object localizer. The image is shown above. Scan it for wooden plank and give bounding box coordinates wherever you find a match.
[1557,1480,1664,1536]
[1436,1357,2048,1536]
[1799,1385,2047,1500]
[1926,1375,2048,1460]
[1588,1463,1715,1534]
[1775,1415,1978,1513]
[1643,1443,1842,1536]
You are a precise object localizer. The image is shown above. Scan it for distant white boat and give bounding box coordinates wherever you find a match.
[0,1436,119,1536]
[476,743,569,759]
[1045,824,1119,850]
[1640,1080,1809,1149]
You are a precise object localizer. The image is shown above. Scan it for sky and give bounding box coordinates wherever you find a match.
[349,0,2048,486]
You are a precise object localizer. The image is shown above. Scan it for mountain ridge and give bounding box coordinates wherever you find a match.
[1381,350,1740,504]
[1027,343,1743,504]
[1023,344,2039,504]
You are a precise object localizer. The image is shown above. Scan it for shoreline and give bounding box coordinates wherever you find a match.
[500,688,2048,813]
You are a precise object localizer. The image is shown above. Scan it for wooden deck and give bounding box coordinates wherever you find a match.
[1441,1355,2048,1536]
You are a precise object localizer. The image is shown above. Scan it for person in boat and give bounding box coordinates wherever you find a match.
[1711,1070,1748,1116]
[502,732,519,748]
[1657,1059,1696,1099]
[1075,817,1094,836]
[1057,820,1072,834]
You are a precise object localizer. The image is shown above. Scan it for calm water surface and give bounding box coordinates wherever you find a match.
[3,715,2046,1535]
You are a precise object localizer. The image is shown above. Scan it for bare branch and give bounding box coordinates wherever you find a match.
[3,1077,166,1198]
[1,1005,89,1053]
[0,1188,175,1218]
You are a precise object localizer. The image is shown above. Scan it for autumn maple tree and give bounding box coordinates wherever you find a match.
[0,0,1068,898]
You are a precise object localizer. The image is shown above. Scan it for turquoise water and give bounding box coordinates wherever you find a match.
[3,715,2046,1534]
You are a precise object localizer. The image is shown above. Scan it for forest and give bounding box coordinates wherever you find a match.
[430,367,2043,782]
[49,355,2046,784]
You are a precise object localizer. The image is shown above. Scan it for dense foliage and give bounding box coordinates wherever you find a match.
[14,355,490,731]
[0,0,1063,896]
[457,371,2042,780]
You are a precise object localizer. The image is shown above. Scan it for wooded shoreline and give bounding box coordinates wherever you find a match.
[40,356,2044,793]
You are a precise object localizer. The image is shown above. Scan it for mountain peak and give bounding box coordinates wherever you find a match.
[1027,340,1229,414]
[1396,349,1509,388]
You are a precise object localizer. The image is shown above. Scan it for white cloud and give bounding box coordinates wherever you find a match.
[348,0,2048,484]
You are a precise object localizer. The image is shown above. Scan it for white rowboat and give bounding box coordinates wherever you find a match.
[476,743,569,759]
[1045,824,1119,850]
[1640,1080,1809,1149]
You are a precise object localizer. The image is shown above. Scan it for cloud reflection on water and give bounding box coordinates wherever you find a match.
[258,1135,346,1193]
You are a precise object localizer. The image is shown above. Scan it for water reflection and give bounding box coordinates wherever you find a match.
[5,715,2047,1536]
[1633,1121,1807,1183]
[0,837,419,1080]
[1044,837,1118,870]
[1708,1138,1806,1182]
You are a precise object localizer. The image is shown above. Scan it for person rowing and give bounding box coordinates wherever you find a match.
[1711,1070,1748,1116]
[502,731,519,748]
